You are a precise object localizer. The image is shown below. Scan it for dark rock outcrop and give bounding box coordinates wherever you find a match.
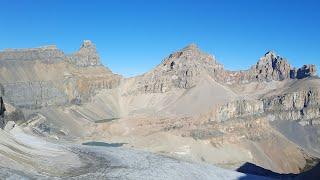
[294,65,317,79]
[0,97,6,129]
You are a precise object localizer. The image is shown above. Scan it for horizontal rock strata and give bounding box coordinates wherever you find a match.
[214,88,320,125]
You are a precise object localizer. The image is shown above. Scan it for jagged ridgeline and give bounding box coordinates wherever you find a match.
[0,42,319,178]
[128,44,316,95]
[0,40,121,109]
[0,42,317,117]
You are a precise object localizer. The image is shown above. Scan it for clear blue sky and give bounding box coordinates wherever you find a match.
[0,0,319,77]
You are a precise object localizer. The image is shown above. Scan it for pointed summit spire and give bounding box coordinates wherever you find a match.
[81,40,95,49]
[70,40,101,67]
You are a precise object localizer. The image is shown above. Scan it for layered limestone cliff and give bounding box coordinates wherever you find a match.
[3,81,68,108]
[213,85,320,125]
[0,45,65,63]
[66,40,121,100]
[0,40,121,109]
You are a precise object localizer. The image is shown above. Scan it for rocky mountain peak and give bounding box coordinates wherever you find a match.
[163,44,218,65]
[252,51,292,81]
[70,40,101,67]
[81,40,95,49]
[250,51,318,82]
[131,45,224,94]
[264,50,276,58]
[258,51,280,65]
[157,45,223,79]
[182,43,199,51]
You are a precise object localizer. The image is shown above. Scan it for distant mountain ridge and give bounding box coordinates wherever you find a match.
[0,41,319,176]
[0,40,317,113]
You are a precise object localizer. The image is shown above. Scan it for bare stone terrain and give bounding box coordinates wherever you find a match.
[0,41,319,179]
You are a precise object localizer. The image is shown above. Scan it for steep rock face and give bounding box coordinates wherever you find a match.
[252,51,292,81]
[65,41,121,101]
[127,44,223,94]
[0,46,69,108]
[0,45,65,64]
[0,41,120,109]
[213,87,320,125]
[214,99,264,121]
[3,81,68,109]
[70,67,122,101]
[215,51,316,84]
[69,40,101,67]
[292,64,317,79]
[263,88,320,125]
